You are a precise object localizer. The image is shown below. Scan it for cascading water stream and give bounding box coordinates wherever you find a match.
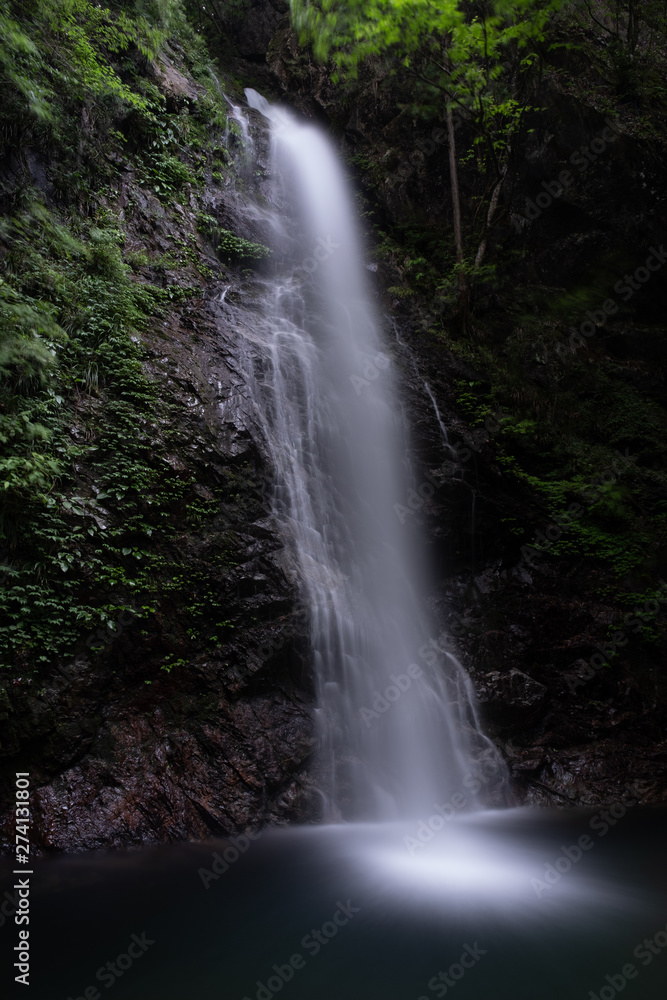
[230,89,506,822]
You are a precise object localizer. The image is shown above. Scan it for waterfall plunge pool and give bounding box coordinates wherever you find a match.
[6,807,667,999]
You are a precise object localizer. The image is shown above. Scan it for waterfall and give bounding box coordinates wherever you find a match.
[231,89,505,821]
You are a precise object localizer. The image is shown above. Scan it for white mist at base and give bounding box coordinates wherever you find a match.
[240,88,506,822]
[270,813,646,922]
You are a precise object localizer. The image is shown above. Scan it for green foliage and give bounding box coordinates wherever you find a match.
[0,0,226,193]
[0,284,63,386]
[293,0,561,66]
[0,1,251,678]
[160,652,188,672]
[0,195,169,667]
[0,0,164,138]
[0,183,241,674]
[106,0,182,28]
[551,0,667,135]
[0,11,52,120]
[448,316,667,581]
[127,97,203,195]
[290,1,562,125]
[292,0,569,283]
[197,214,272,262]
[454,380,505,428]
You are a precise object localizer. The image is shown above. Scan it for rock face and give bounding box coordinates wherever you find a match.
[476,669,550,729]
[0,39,316,852]
[5,280,317,849]
[234,0,287,62]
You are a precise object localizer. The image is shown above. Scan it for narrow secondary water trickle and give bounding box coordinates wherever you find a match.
[237,89,504,822]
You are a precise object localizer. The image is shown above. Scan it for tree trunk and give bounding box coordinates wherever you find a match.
[446,105,464,268]
[474,166,507,270]
[446,105,468,329]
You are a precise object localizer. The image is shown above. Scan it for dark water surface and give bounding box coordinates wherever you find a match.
[2,808,666,999]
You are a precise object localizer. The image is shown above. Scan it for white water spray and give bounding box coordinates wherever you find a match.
[234,89,505,820]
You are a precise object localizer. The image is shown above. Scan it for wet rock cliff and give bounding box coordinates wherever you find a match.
[0,7,314,852]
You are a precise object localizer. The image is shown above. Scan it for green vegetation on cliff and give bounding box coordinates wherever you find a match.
[0,0,256,675]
